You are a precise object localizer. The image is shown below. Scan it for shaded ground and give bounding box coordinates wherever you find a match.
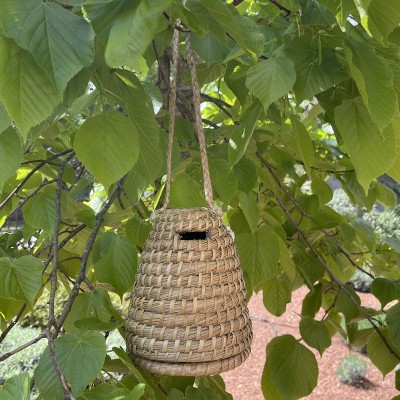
[222,288,399,400]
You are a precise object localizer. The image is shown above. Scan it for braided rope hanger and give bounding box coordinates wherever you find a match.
[163,22,217,210]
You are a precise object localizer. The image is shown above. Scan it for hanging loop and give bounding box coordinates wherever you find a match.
[163,21,217,211]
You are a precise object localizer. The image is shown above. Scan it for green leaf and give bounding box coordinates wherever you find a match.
[105,0,169,70]
[125,217,151,249]
[92,233,137,297]
[70,89,99,119]
[371,278,400,308]
[290,35,346,101]
[207,376,233,400]
[0,372,30,400]
[357,0,400,41]
[169,173,208,208]
[64,288,119,334]
[246,57,296,113]
[209,159,238,204]
[299,316,332,356]
[334,97,395,191]
[233,156,257,193]
[185,387,220,400]
[191,33,229,64]
[0,0,95,94]
[235,224,279,289]
[125,384,146,400]
[0,35,60,139]
[367,328,399,377]
[261,362,285,400]
[0,101,11,134]
[112,347,154,397]
[0,127,22,192]
[385,117,400,182]
[74,111,140,189]
[77,384,130,400]
[291,117,313,175]
[311,179,333,204]
[301,0,336,25]
[386,302,400,351]
[35,331,107,399]
[228,101,261,166]
[102,70,163,183]
[301,284,322,317]
[23,185,66,233]
[0,256,43,308]
[83,0,132,43]
[238,191,259,233]
[335,285,361,320]
[263,335,318,400]
[201,0,264,55]
[167,389,185,400]
[345,40,397,130]
[74,317,123,331]
[262,275,291,316]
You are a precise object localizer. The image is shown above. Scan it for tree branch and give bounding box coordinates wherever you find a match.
[47,332,71,399]
[257,154,374,279]
[200,93,233,119]
[268,0,291,16]
[0,304,27,344]
[0,333,46,362]
[0,179,57,231]
[54,180,123,335]
[257,152,400,361]
[47,160,72,398]
[0,149,73,212]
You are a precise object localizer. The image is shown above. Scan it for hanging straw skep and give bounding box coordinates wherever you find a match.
[125,23,252,376]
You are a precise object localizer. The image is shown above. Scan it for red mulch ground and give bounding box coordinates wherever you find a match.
[222,287,399,400]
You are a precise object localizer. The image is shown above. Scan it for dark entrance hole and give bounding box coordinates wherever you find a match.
[178,231,207,240]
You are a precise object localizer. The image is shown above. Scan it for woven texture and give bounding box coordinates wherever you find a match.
[126,208,253,375]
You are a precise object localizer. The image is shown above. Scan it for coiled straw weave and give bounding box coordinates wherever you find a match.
[126,208,252,375]
[125,22,252,376]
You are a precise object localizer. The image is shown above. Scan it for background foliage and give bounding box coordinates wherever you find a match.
[1,0,400,399]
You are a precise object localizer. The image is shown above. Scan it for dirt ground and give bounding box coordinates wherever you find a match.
[222,287,399,400]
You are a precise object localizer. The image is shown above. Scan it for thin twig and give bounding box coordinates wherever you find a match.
[257,154,400,360]
[0,149,73,212]
[0,304,27,344]
[0,225,86,344]
[54,180,123,335]
[268,0,291,16]
[257,153,374,279]
[200,93,233,118]
[0,179,57,231]
[0,334,46,362]
[47,161,71,398]
[202,118,220,129]
[0,181,121,365]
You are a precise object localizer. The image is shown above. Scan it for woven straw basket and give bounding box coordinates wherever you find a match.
[125,208,252,375]
[125,26,252,376]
